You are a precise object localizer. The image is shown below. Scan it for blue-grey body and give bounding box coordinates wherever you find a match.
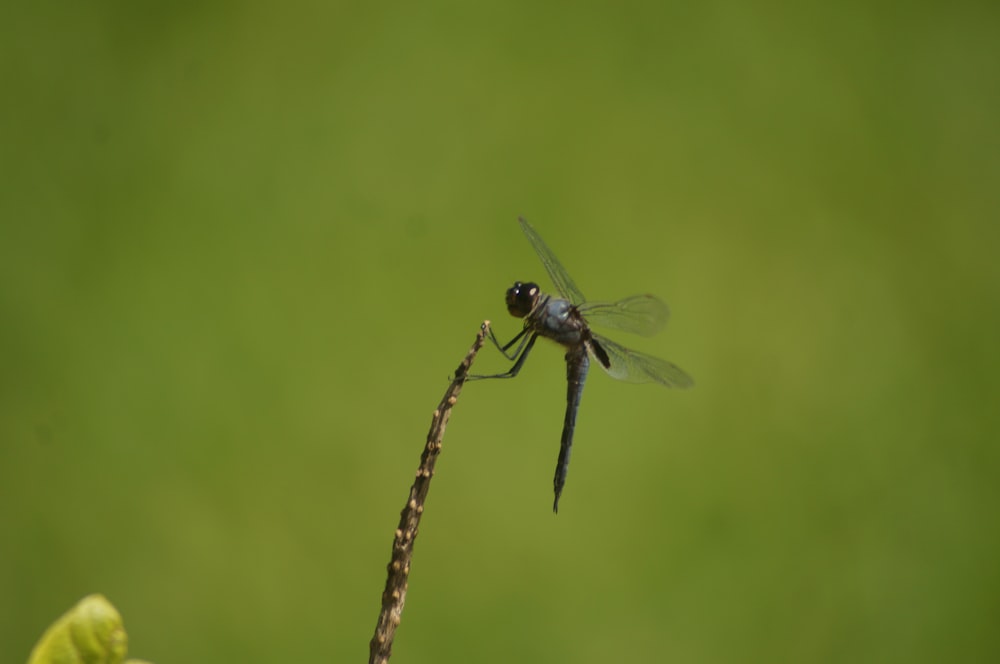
[522,294,601,510]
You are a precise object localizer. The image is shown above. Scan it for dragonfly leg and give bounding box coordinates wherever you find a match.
[485,325,532,360]
[467,333,538,380]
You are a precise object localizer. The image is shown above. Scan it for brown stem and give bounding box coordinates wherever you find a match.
[368,321,491,664]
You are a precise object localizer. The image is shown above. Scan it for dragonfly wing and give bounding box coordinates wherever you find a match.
[591,334,694,388]
[518,217,587,304]
[579,294,671,337]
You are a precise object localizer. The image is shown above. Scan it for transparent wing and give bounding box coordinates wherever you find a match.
[518,216,587,304]
[591,334,694,388]
[579,294,671,337]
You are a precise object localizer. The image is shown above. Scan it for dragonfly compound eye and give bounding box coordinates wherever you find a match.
[506,281,539,318]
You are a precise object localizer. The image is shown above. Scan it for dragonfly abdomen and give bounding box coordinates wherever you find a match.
[554,346,589,513]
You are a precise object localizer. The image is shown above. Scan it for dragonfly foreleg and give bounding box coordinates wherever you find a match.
[467,332,538,380]
[486,325,532,360]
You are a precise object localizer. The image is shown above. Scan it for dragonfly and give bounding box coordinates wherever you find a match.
[473,217,694,513]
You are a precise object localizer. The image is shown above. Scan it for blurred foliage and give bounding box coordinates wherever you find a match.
[26,594,151,664]
[2,2,998,663]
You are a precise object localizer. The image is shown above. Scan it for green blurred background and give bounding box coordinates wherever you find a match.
[3,2,998,662]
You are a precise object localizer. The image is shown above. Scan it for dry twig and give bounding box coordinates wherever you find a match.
[368,322,490,664]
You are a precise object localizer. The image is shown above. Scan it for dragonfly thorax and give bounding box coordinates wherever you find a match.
[505,281,541,318]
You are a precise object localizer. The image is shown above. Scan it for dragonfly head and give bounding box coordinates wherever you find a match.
[506,281,541,318]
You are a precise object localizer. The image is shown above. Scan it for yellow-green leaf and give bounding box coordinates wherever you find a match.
[27,594,128,664]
